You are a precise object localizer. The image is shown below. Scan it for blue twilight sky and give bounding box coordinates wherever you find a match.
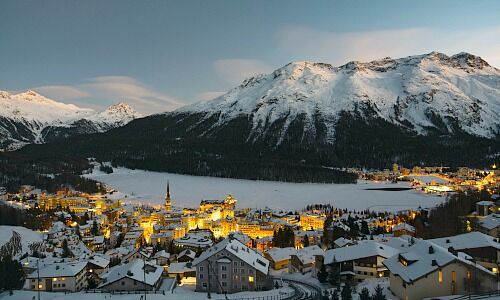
[1,0,500,114]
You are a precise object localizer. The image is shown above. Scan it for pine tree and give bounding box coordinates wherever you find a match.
[358,287,371,300]
[91,220,99,236]
[341,282,352,300]
[372,285,386,300]
[61,239,72,258]
[317,263,328,283]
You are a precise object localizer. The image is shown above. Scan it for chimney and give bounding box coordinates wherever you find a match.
[431,260,438,266]
[428,246,434,254]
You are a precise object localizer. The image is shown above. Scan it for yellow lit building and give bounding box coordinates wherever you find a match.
[300,214,326,231]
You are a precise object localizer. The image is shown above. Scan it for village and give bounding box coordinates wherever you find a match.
[0,165,499,300]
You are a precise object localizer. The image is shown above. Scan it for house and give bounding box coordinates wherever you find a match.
[192,237,271,294]
[392,223,416,237]
[428,232,500,273]
[333,237,356,248]
[98,259,163,291]
[294,230,322,248]
[152,250,171,266]
[289,245,324,273]
[383,240,498,300]
[230,231,253,248]
[25,261,87,292]
[264,247,296,270]
[167,262,196,280]
[477,213,500,237]
[173,231,214,251]
[87,255,110,275]
[177,248,197,262]
[316,240,400,282]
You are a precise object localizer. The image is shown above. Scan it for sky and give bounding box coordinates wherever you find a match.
[1,0,500,114]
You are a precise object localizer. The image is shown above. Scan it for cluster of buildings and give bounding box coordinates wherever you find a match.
[2,175,499,299]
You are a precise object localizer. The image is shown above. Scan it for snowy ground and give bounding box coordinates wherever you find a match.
[85,167,445,212]
[0,283,293,300]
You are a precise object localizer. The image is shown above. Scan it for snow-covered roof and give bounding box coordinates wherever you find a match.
[27,261,87,279]
[478,213,500,230]
[393,223,415,233]
[293,245,324,265]
[383,240,495,283]
[99,259,163,288]
[167,262,195,274]
[373,235,413,251]
[428,231,500,251]
[476,201,495,206]
[88,255,110,269]
[178,249,196,260]
[323,241,400,264]
[334,237,355,248]
[230,231,251,245]
[192,237,269,275]
[153,250,170,259]
[265,247,296,262]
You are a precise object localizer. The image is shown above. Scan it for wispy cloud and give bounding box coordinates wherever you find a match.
[213,59,273,84]
[32,76,183,115]
[277,25,500,67]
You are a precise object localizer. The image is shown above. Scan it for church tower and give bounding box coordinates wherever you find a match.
[164,181,172,212]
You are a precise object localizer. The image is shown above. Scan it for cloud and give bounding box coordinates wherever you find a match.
[195,91,225,101]
[276,25,500,67]
[32,76,183,115]
[213,59,273,84]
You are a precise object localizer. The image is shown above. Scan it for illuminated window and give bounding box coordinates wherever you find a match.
[52,278,57,282]
[438,271,443,283]
[467,271,471,279]
[452,271,456,283]
[38,284,43,289]
[248,276,254,283]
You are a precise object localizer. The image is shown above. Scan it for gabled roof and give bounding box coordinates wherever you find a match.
[293,245,324,265]
[478,213,500,230]
[88,255,110,269]
[383,240,495,283]
[178,249,196,259]
[265,247,296,262]
[428,231,500,251]
[99,259,163,288]
[323,241,400,264]
[393,223,415,233]
[27,261,87,279]
[192,238,269,275]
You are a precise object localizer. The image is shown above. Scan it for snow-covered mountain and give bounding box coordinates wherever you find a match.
[0,90,142,149]
[179,52,500,144]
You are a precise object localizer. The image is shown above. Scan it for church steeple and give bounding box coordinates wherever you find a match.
[165,180,172,212]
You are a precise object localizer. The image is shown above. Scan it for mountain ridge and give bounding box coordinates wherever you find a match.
[177,51,500,146]
[0,90,142,150]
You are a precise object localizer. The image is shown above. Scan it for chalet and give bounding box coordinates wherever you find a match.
[289,245,324,273]
[177,248,196,262]
[428,232,500,273]
[392,223,416,237]
[192,237,271,294]
[315,241,400,282]
[98,260,163,291]
[25,261,87,292]
[478,213,500,237]
[384,240,498,300]
[264,247,296,270]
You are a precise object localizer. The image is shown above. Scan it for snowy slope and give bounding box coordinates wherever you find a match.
[0,90,142,149]
[0,225,43,257]
[179,52,500,144]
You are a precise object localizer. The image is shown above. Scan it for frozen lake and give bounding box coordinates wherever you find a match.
[85,167,446,212]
